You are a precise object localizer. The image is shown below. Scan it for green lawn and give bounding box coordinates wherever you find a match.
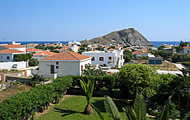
[36,95,155,120]
[36,95,128,120]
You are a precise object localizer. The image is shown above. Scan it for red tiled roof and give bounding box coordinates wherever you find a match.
[60,46,69,50]
[142,47,148,52]
[165,45,171,48]
[33,51,57,56]
[0,45,24,48]
[40,51,90,61]
[26,43,38,46]
[132,51,147,55]
[184,47,190,49]
[27,48,42,52]
[108,49,115,51]
[0,49,25,54]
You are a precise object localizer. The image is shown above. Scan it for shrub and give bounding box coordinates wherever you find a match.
[72,75,115,91]
[116,64,161,99]
[171,54,190,63]
[29,58,39,66]
[0,76,73,120]
[14,53,32,61]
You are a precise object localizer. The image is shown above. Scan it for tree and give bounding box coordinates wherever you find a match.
[82,64,106,76]
[158,45,166,50]
[29,58,38,66]
[174,46,184,53]
[171,54,190,63]
[123,50,132,63]
[179,41,188,47]
[80,79,95,115]
[116,64,160,98]
[14,54,32,61]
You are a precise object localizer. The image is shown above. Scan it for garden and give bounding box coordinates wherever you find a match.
[0,64,190,120]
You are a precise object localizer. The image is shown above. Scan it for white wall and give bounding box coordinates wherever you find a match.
[0,62,27,69]
[38,58,91,79]
[183,48,190,54]
[32,55,49,61]
[0,54,14,62]
[79,59,91,75]
[11,47,26,52]
[82,50,124,68]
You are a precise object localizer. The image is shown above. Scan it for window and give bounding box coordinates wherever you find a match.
[56,61,59,65]
[56,66,59,69]
[7,56,10,60]
[99,57,104,61]
[108,57,112,60]
[91,57,95,61]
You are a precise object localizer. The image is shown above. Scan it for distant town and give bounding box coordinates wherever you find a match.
[0,39,190,119]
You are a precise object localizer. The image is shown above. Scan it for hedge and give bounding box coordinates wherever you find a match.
[0,76,73,120]
[72,75,115,91]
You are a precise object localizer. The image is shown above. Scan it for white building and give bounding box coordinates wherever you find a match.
[82,49,124,68]
[10,41,21,45]
[68,41,81,46]
[69,44,79,53]
[182,47,190,54]
[0,45,26,52]
[0,49,26,62]
[32,51,57,61]
[38,51,91,79]
[132,51,148,59]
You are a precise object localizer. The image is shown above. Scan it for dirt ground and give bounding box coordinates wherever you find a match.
[0,84,31,102]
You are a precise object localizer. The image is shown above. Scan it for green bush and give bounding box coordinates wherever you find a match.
[116,64,161,99]
[29,58,39,66]
[14,53,32,61]
[172,54,190,63]
[72,75,115,91]
[0,76,73,120]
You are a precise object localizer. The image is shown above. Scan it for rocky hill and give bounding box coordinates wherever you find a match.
[81,28,152,46]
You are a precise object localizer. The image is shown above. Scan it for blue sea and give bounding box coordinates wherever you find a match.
[150,41,181,47]
[0,41,183,48]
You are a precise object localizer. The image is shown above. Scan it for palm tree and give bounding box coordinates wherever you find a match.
[104,93,171,120]
[80,79,95,115]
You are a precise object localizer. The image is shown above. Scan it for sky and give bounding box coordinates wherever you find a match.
[0,0,190,42]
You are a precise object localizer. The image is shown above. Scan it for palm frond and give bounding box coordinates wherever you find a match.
[104,96,121,120]
[159,96,171,120]
[123,107,137,120]
[133,93,146,120]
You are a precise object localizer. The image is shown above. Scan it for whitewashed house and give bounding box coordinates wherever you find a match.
[68,41,81,46]
[82,49,124,68]
[38,51,91,79]
[0,45,26,52]
[69,44,79,53]
[182,47,190,54]
[132,51,148,59]
[0,49,26,62]
[32,51,57,61]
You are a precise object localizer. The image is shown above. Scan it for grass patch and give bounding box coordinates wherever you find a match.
[36,96,128,120]
[133,60,179,71]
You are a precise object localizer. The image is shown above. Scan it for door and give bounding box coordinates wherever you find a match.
[50,65,55,74]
